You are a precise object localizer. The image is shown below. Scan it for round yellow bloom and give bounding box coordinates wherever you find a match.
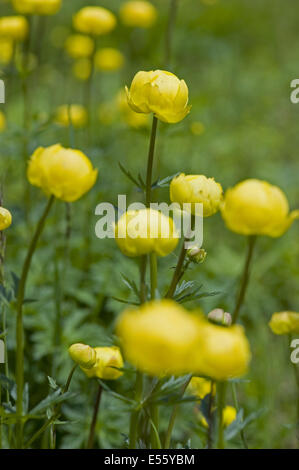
[0,111,6,132]
[170,174,223,217]
[65,34,94,59]
[223,406,237,427]
[73,7,116,36]
[55,105,88,129]
[0,38,13,64]
[188,377,216,400]
[117,300,204,377]
[27,144,98,202]
[72,58,91,81]
[221,179,299,237]
[68,343,97,369]
[12,0,61,15]
[94,48,124,72]
[115,208,179,257]
[126,70,191,124]
[0,207,12,230]
[0,16,28,41]
[117,90,149,128]
[120,1,157,28]
[269,311,299,335]
[82,346,124,380]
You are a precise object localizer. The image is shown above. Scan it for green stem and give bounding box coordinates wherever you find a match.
[87,384,102,449]
[232,236,257,324]
[15,195,55,448]
[231,382,248,449]
[217,382,227,449]
[165,0,178,67]
[165,238,187,298]
[140,255,147,304]
[207,382,215,449]
[150,253,157,300]
[129,371,143,449]
[145,116,158,207]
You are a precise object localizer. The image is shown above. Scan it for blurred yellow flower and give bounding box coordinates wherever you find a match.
[126,70,191,124]
[120,1,157,28]
[221,179,299,237]
[73,7,116,36]
[188,377,216,400]
[94,48,124,72]
[65,34,94,59]
[27,144,98,202]
[82,346,124,380]
[200,406,237,429]
[0,207,12,230]
[117,300,203,377]
[68,343,97,369]
[55,104,88,129]
[12,0,61,15]
[170,174,223,217]
[0,111,6,132]
[0,16,28,41]
[269,311,299,335]
[72,58,91,81]
[0,38,13,64]
[117,90,149,128]
[115,208,179,257]
[190,121,205,136]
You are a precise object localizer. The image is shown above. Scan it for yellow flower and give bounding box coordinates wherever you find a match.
[68,343,97,369]
[126,70,191,124]
[65,34,94,59]
[221,179,299,237]
[94,48,124,72]
[269,311,299,335]
[12,0,61,15]
[72,58,91,81]
[0,16,28,41]
[115,208,179,257]
[73,7,117,36]
[170,174,223,217]
[55,104,88,129]
[117,90,149,129]
[27,144,98,202]
[120,1,157,28]
[0,38,13,64]
[116,300,204,377]
[201,405,237,429]
[82,346,124,380]
[0,207,12,230]
[188,377,216,400]
[0,111,6,132]
[190,121,205,136]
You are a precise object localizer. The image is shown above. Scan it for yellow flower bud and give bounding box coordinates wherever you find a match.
[82,346,124,380]
[188,377,216,400]
[269,311,299,335]
[65,34,94,59]
[208,308,232,326]
[94,48,125,72]
[0,111,6,132]
[187,246,207,264]
[68,343,97,369]
[116,300,204,377]
[0,207,12,230]
[73,7,117,36]
[222,406,237,428]
[117,90,149,129]
[12,0,61,15]
[120,1,157,28]
[72,58,91,81]
[221,179,299,237]
[0,16,28,41]
[27,144,98,202]
[126,70,191,124]
[170,174,223,217]
[55,105,88,129]
[115,208,179,257]
[0,38,13,65]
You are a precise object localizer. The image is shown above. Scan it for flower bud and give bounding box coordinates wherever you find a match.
[55,105,88,129]
[0,16,29,41]
[269,311,299,335]
[0,207,12,230]
[65,34,94,59]
[222,406,237,427]
[208,308,232,326]
[82,346,124,380]
[68,343,97,369]
[120,1,157,29]
[12,0,61,15]
[187,247,207,264]
[0,39,13,65]
[73,7,116,36]
[188,377,216,400]
[94,48,125,72]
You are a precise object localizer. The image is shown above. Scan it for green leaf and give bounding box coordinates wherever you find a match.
[30,390,75,415]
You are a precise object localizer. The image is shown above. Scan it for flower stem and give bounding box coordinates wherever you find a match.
[231,382,248,448]
[165,0,178,67]
[150,253,157,300]
[217,381,227,449]
[15,195,55,448]
[207,382,215,449]
[129,371,143,449]
[145,116,158,207]
[87,384,102,449]
[165,238,187,298]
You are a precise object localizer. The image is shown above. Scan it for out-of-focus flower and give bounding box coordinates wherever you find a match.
[170,174,223,217]
[117,300,204,377]
[200,405,237,428]
[117,90,149,128]
[72,58,91,81]
[115,208,179,257]
[120,1,157,28]
[221,179,299,237]
[0,38,13,64]
[68,343,97,369]
[190,121,205,136]
[82,346,124,380]
[50,26,69,49]
[65,34,94,59]
[269,311,299,335]
[126,70,191,124]
[94,47,124,72]
[12,0,61,15]
[188,377,215,400]
[27,144,98,202]
[0,207,12,230]
[0,16,28,41]
[0,111,6,132]
[55,104,88,129]
[208,308,232,326]
[73,7,116,36]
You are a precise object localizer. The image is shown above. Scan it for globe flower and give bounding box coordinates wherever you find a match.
[0,38,13,64]
[126,70,191,124]
[0,16,28,41]
[73,7,117,36]
[170,174,223,217]
[72,58,91,81]
[27,144,98,202]
[269,311,299,335]
[94,48,124,72]
[68,343,97,369]
[12,0,61,15]
[0,207,12,230]
[200,406,237,428]
[115,208,179,257]
[120,1,157,28]
[188,377,216,400]
[0,111,6,132]
[117,90,149,129]
[221,179,299,237]
[65,34,94,59]
[116,300,204,377]
[81,346,124,380]
[55,104,88,129]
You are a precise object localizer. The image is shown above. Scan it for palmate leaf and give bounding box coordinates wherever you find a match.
[29,389,76,415]
[120,273,141,301]
[173,280,220,304]
[151,172,180,189]
[118,162,145,190]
